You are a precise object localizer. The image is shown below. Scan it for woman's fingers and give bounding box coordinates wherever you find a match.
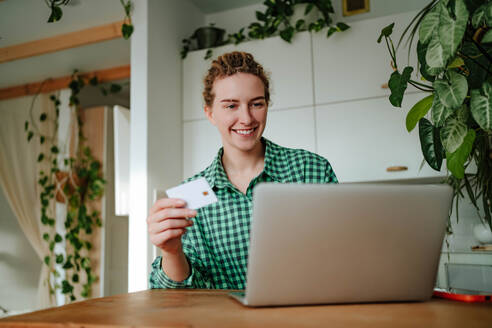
[149,207,197,224]
[150,228,186,247]
[150,218,193,234]
[147,198,197,251]
[149,198,186,215]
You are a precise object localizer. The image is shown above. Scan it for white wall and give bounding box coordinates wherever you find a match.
[205,3,263,35]
[128,0,205,292]
[102,106,129,297]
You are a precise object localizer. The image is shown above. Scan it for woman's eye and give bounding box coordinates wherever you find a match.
[225,104,236,109]
[252,102,264,108]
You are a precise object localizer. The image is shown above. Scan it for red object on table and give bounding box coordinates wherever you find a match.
[433,290,492,303]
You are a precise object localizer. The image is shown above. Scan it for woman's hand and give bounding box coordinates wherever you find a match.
[147,198,197,255]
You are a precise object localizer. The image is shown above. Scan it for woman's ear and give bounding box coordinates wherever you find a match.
[204,105,215,125]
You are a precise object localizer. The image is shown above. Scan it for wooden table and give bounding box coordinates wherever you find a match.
[1,289,491,327]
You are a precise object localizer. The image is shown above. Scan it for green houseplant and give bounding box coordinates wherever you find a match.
[247,0,349,42]
[181,23,226,59]
[44,0,134,39]
[24,72,123,302]
[377,0,492,233]
[181,0,349,59]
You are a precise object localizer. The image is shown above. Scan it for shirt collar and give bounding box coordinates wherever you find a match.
[204,137,292,189]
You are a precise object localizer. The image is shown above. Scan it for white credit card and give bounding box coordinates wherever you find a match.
[165,177,218,210]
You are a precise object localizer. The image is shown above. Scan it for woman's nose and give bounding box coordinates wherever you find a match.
[238,105,254,124]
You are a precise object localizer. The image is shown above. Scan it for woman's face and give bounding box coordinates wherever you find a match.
[205,72,268,153]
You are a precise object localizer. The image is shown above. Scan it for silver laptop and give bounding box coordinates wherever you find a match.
[230,183,453,307]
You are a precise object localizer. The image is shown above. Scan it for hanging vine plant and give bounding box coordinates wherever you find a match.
[44,0,134,39]
[181,0,349,60]
[24,71,123,302]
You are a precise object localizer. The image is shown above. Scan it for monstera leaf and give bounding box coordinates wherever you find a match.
[388,66,413,107]
[431,94,455,127]
[446,129,476,179]
[419,4,441,44]
[438,0,468,58]
[470,82,492,130]
[440,115,468,153]
[426,30,447,69]
[419,118,445,171]
[417,41,436,81]
[433,71,468,110]
[471,2,492,28]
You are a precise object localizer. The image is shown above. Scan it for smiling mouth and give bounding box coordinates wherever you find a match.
[232,127,258,136]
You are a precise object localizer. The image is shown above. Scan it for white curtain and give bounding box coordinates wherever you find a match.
[0,93,57,309]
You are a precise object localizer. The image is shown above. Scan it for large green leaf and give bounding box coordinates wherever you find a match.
[487,2,492,26]
[433,71,468,109]
[456,103,470,123]
[439,0,469,58]
[426,31,446,69]
[406,94,434,132]
[419,118,444,171]
[440,115,468,153]
[417,41,436,81]
[431,94,455,127]
[447,129,476,179]
[377,23,394,43]
[48,6,63,23]
[462,42,488,90]
[470,82,492,130]
[388,66,413,107]
[482,29,492,43]
[419,6,441,44]
[472,3,487,28]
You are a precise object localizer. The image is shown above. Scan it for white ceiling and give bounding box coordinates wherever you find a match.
[0,0,124,47]
[0,38,130,89]
[0,0,131,90]
[0,0,260,90]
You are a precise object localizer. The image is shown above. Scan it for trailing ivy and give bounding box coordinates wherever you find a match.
[181,0,349,59]
[120,0,134,40]
[45,0,134,39]
[24,71,123,302]
[378,0,492,232]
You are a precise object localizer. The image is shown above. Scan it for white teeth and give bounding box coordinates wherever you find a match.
[235,128,254,135]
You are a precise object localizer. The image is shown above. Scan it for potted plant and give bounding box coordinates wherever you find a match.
[181,23,226,59]
[377,0,492,237]
[248,0,349,42]
[192,23,226,49]
[44,0,134,39]
[24,73,113,302]
[181,0,350,59]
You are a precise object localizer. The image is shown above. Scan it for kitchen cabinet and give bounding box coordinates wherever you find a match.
[312,11,419,105]
[316,93,447,182]
[263,107,316,153]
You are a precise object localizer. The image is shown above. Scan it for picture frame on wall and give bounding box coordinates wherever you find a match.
[342,0,370,16]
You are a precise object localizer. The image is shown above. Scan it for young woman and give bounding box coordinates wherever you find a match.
[147,51,338,289]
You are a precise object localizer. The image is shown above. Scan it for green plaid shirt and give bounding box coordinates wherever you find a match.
[149,138,338,290]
